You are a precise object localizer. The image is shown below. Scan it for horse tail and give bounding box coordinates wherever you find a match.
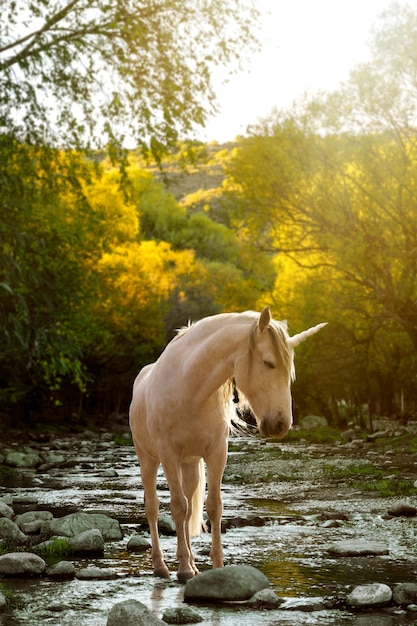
[189,459,206,538]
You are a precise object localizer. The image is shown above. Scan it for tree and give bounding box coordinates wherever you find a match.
[0,0,259,157]
[224,3,417,417]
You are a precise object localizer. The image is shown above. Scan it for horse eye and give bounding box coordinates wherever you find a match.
[263,360,275,369]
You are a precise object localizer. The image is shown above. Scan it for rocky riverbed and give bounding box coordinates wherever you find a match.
[0,424,417,625]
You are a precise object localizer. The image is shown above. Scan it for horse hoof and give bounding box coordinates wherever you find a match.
[154,566,170,579]
[177,569,195,583]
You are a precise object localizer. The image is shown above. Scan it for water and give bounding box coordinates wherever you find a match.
[1,437,417,625]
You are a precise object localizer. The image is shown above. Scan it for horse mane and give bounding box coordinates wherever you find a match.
[249,318,295,382]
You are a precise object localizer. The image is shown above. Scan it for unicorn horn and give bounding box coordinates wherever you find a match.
[289,322,328,348]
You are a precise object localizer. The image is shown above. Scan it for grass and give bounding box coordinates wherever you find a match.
[0,583,25,609]
[35,538,70,562]
[279,426,342,445]
[322,461,417,497]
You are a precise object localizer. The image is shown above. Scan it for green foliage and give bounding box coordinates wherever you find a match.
[0,0,260,159]
[223,5,417,420]
[35,538,70,563]
[282,427,341,445]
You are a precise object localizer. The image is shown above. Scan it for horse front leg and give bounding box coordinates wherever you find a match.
[140,456,170,579]
[206,440,228,568]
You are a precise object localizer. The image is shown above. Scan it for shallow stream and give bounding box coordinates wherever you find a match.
[1,434,417,625]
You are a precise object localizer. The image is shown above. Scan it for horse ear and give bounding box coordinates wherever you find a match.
[258,307,272,332]
[289,322,327,348]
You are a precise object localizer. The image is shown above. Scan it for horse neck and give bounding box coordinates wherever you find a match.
[177,314,250,405]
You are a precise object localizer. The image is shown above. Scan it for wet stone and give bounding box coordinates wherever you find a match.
[162,606,203,623]
[48,511,123,540]
[347,583,392,607]
[327,539,389,556]
[0,518,27,543]
[0,502,14,519]
[4,451,42,468]
[15,510,53,530]
[0,552,46,576]
[392,583,417,605]
[126,534,151,552]
[247,588,283,609]
[387,502,417,517]
[46,560,76,580]
[279,597,326,611]
[67,528,104,555]
[76,565,118,580]
[184,565,269,602]
[107,599,165,625]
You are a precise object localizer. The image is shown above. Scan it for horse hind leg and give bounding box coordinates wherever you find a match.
[140,455,170,579]
[182,459,205,576]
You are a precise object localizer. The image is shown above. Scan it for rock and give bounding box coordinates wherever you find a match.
[321,519,341,528]
[0,502,14,519]
[76,565,118,580]
[367,431,390,441]
[46,561,76,580]
[347,583,392,607]
[21,520,43,534]
[0,592,6,611]
[387,502,417,517]
[0,552,46,576]
[0,518,27,543]
[327,540,389,556]
[48,511,122,541]
[100,469,119,477]
[107,599,165,625]
[12,495,38,506]
[158,514,176,535]
[162,606,203,623]
[279,597,326,611]
[40,451,66,465]
[393,583,417,605]
[67,529,104,555]
[15,510,53,531]
[4,451,42,468]
[184,565,269,602]
[298,415,328,430]
[247,588,283,609]
[126,534,151,553]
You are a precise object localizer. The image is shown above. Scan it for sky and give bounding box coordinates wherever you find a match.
[200,0,407,142]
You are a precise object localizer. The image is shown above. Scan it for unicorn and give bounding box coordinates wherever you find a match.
[129,307,326,581]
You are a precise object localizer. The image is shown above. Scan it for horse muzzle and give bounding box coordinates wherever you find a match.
[259,413,292,439]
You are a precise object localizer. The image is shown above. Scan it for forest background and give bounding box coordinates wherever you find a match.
[1,1,417,430]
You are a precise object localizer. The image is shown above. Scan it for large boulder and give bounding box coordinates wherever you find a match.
[184,565,269,602]
[0,518,27,544]
[67,529,104,555]
[0,552,46,576]
[48,512,122,541]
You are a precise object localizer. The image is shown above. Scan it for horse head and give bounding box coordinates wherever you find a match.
[235,307,326,439]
